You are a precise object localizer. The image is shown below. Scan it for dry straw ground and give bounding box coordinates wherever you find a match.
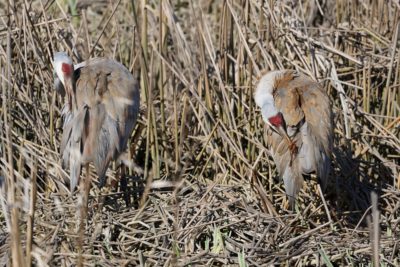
[0,0,399,266]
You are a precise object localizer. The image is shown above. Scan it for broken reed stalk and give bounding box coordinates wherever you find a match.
[369,192,380,267]
[25,158,38,267]
[159,0,168,175]
[4,24,24,267]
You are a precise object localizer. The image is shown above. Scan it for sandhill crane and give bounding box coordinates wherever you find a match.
[53,52,140,192]
[53,52,140,265]
[254,70,332,209]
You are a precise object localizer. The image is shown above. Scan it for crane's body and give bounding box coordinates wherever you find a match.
[53,52,140,191]
[254,70,332,208]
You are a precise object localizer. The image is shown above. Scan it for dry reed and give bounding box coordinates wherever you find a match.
[0,0,399,266]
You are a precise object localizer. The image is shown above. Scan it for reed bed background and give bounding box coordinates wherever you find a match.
[0,0,399,266]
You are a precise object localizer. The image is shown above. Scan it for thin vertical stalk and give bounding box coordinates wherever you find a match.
[159,0,168,174]
[257,0,265,63]
[381,21,399,122]
[131,0,151,181]
[149,51,160,179]
[173,80,179,172]
[5,22,24,267]
[26,158,38,267]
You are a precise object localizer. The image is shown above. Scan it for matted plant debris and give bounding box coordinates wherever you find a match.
[1,0,399,266]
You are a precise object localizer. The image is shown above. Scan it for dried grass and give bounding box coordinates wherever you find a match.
[0,0,399,266]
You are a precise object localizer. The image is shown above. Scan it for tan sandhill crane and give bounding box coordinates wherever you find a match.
[53,52,140,265]
[254,70,332,209]
[53,52,140,192]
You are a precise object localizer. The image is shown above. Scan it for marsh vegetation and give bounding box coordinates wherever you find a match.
[0,0,399,266]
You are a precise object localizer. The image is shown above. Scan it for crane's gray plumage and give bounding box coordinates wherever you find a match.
[255,70,332,208]
[53,52,140,191]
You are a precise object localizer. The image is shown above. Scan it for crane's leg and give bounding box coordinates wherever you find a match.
[83,163,91,214]
[119,164,130,206]
[317,183,332,222]
[77,164,90,267]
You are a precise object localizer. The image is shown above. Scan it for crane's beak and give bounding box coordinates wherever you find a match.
[276,125,290,144]
[54,75,66,97]
[62,76,75,111]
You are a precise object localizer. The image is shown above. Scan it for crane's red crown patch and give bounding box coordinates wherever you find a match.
[62,63,73,76]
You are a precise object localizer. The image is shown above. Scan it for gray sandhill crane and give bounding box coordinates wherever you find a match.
[254,70,332,208]
[54,52,140,266]
[53,52,140,192]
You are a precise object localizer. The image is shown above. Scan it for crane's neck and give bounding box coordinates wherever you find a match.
[55,62,75,107]
[255,70,283,127]
[55,59,73,85]
[256,90,282,127]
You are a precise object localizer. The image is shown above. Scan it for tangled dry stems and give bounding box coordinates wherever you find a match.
[0,0,399,266]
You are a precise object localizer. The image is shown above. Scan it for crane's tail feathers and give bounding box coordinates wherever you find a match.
[70,160,81,192]
[60,107,88,192]
[317,153,331,192]
[94,115,119,188]
[282,166,304,210]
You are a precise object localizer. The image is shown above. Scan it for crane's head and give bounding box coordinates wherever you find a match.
[53,52,73,88]
[255,70,298,155]
[254,70,283,128]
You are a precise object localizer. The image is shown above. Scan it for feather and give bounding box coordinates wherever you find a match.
[257,70,332,208]
[60,106,89,191]
[56,55,140,191]
[282,162,304,209]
